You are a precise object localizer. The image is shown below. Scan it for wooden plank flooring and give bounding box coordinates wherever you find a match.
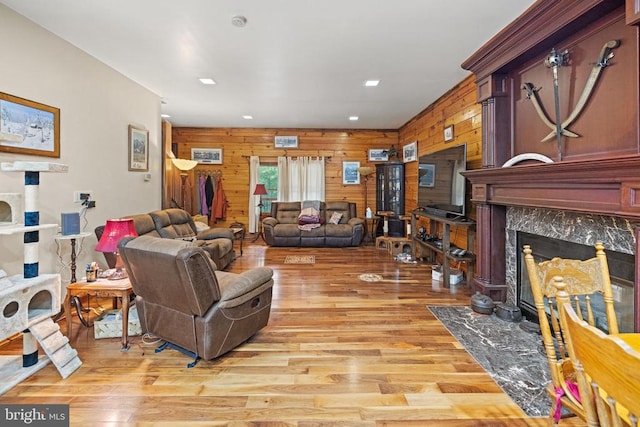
[0,241,584,426]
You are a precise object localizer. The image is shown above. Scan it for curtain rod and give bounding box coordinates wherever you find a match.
[241,155,332,160]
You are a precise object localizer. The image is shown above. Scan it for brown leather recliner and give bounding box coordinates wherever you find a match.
[118,235,273,366]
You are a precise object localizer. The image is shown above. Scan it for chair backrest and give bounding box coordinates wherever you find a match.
[123,213,161,237]
[557,281,640,426]
[118,235,221,317]
[149,208,198,239]
[522,241,619,418]
[325,201,354,223]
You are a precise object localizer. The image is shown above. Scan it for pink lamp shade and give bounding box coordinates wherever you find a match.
[95,218,137,280]
[95,218,138,253]
[253,183,268,196]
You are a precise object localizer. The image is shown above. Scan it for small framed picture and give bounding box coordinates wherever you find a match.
[191,147,223,164]
[403,141,417,163]
[368,148,389,162]
[444,125,454,142]
[274,135,298,148]
[342,161,360,185]
[0,92,60,158]
[419,164,436,187]
[128,125,149,171]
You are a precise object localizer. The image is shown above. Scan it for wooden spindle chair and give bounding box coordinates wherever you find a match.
[556,279,640,427]
[523,242,619,423]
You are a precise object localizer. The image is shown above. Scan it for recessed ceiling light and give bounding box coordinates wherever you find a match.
[363,80,380,87]
[242,115,253,120]
[199,78,216,85]
[349,116,359,121]
[161,114,171,118]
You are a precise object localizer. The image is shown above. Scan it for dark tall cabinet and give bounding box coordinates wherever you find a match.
[375,162,405,237]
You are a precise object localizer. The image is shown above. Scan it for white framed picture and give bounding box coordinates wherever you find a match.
[368,148,389,162]
[274,135,298,148]
[444,125,454,142]
[403,141,417,163]
[191,148,222,164]
[342,161,360,185]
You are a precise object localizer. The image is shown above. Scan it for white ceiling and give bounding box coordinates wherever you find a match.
[1,0,535,130]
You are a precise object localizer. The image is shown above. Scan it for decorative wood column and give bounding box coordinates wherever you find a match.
[468,75,511,301]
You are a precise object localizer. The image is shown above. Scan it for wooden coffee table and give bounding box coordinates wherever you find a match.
[64,277,134,351]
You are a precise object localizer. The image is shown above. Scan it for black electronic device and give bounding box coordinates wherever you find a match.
[417,144,467,218]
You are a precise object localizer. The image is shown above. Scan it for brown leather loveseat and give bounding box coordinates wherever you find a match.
[119,235,273,365]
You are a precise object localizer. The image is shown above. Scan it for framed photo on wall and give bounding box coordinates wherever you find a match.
[368,148,389,162]
[403,141,417,163]
[128,125,149,171]
[191,147,223,164]
[274,135,298,148]
[444,125,454,142]
[0,92,60,158]
[342,161,360,185]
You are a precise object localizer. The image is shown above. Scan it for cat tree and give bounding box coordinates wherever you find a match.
[0,161,81,395]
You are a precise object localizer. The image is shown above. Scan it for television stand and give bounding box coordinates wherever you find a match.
[410,209,475,288]
[421,206,449,218]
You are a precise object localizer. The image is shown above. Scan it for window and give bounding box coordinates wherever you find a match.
[258,164,277,214]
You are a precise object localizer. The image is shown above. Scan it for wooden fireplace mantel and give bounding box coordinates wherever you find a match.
[463,155,640,220]
[456,0,640,315]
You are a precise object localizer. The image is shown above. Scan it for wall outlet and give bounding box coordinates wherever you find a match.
[73,190,93,203]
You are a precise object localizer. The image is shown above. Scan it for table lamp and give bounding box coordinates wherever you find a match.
[171,158,198,209]
[95,218,138,280]
[252,183,268,242]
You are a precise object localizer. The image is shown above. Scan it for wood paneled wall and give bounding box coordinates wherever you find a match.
[398,75,481,250]
[168,74,481,254]
[170,128,398,227]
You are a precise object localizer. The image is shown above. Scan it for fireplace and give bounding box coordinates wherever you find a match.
[515,231,635,333]
[460,1,640,331]
[503,207,637,332]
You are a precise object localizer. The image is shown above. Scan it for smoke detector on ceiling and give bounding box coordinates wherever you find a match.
[231,15,247,28]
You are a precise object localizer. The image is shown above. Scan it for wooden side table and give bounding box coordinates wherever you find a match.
[230,226,245,256]
[64,277,134,351]
[364,215,380,243]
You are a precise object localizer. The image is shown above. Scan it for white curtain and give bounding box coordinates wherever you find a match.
[248,156,261,233]
[277,156,325,202]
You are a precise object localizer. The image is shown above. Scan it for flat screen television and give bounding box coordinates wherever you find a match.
[417,144,467,218]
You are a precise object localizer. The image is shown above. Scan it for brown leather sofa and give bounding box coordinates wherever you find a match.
[118,235,273,365]
[262,201,364,247]
[96,208,235,270]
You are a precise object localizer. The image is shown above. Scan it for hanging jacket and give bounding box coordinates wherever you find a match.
[199,175,208,216]
[211,176,227,224]
[204,175,214,217]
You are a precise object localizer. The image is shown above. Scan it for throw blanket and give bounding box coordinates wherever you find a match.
[298,207,323,231]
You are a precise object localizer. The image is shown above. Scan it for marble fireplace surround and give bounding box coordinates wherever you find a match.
[504,206,636,305]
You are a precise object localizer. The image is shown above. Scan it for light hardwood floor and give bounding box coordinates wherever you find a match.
[1,241,584,426]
